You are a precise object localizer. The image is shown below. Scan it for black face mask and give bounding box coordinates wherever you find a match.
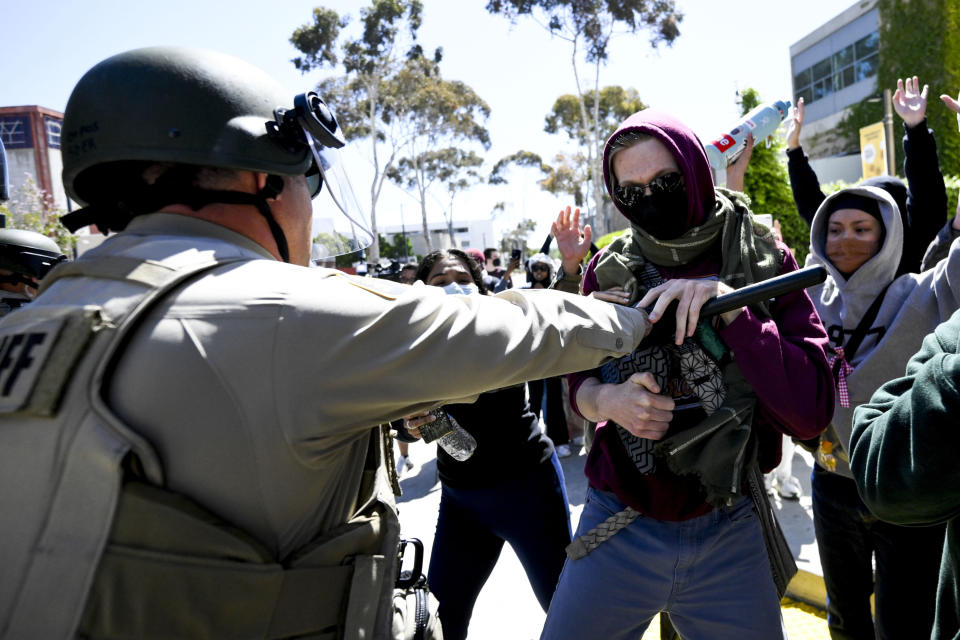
[622,188,689,240]
[492,258,501,267]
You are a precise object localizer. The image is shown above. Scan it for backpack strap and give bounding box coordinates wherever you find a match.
[3,255,245,639]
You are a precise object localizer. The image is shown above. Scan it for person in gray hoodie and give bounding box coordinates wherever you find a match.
[807,184,960,639]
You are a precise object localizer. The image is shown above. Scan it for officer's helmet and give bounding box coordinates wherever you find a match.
[0,229,66,288]
[61,46,371,258]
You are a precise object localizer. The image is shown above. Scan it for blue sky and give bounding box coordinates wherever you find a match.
[2,0,851,244]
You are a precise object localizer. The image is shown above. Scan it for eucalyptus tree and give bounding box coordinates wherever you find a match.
[385,59,491,251]
[486,0,681,233]
[290,0,430,263]
[543,85,646,230]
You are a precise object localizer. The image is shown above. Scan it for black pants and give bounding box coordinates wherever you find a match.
[428,455,572,640]
[812,465,945,639]
[527,377,569,446]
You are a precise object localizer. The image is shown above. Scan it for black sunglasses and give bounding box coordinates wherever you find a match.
[614,172,684,208]
[531,264,549,272]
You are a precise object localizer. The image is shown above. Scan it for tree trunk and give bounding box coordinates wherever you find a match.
[367,83,381,264]
[590,56,605,236]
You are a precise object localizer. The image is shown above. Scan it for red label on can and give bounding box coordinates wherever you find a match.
[711,134,736,151]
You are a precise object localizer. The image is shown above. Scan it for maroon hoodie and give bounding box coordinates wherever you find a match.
[572,109,833,521]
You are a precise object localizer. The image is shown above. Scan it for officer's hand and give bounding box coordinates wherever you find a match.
[403,411,435,440]
[596,372,674,440]
[638,279,739,345]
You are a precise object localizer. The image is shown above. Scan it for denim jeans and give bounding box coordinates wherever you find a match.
[527,377,569,446]
[540,488,785,640]
[428,453,572,640]
[812,465,945,640]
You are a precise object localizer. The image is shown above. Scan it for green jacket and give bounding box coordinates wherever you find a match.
[851,308,960,640]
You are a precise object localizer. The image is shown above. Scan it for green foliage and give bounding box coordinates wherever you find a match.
[594,228,627,250]
[487,1,681,234]
[545,86,646,144]
[314,231,363,267]
[385,63,491,251]
[946,174,960,221]
[290,8,348,72]
[737,88,811,264]
[485,0,681,63]
[500,218,537,254]
[0,177,75,252]
[489,151,551,185]
[540,151,588,206]
[291,1,430,263]
[837,0,960,177]
[388,148,483,190]
[377,232,414,259]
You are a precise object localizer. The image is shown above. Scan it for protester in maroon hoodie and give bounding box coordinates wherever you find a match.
[541,110,834,639]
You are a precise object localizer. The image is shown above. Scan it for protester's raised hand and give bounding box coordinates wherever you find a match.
[893,76,929,128]
[786,97,804,150]
[552,205,592,274]
[725,132,754,192]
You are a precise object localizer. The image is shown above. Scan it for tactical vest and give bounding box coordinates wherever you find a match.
[0,255,409,639]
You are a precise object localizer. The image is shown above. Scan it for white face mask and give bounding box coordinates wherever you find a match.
[442,281,479,296]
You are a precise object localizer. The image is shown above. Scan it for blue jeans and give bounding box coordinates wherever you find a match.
[541,488,785,640]
[811,465,944,640]
[428,453,572,640]
[527,377,569,446]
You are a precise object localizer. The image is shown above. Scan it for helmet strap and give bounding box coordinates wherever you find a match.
[61,176,292,263]
[0,273,36,289]
[179,175,291,263]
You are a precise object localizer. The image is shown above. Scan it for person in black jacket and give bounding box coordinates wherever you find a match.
[402,249,573,640]
[786,76,947,276]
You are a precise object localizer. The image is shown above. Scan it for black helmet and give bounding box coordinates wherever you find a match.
[61,46,371,262]
[0,229,66,287]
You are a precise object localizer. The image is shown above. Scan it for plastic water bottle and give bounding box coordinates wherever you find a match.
[704,100,791,169]
[418,408,477,461]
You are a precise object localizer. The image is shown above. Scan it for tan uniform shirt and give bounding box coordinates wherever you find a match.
[37,213,647,559]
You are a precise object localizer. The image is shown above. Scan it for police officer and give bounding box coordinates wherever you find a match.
[0,47,650,639]
[0,228,66,315]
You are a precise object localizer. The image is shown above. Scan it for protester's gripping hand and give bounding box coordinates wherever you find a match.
[594,372,674,440]
[552,205,593,275]
[637,278,740,346]
[725,132,754,192]
[786,97,805,150]
[402,410,436,440]
[893,76,929,128]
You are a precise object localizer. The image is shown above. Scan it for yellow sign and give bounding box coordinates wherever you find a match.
[859,121,887,179]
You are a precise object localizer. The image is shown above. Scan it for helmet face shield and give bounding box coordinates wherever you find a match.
[276,92,374,260]
[305,132,373,259]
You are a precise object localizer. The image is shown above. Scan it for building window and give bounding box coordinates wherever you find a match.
[45,117,61,149]
[793,30,879,106]
[0,117,31,149]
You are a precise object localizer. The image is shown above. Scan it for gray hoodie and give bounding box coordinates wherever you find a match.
[807,185,960,478]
